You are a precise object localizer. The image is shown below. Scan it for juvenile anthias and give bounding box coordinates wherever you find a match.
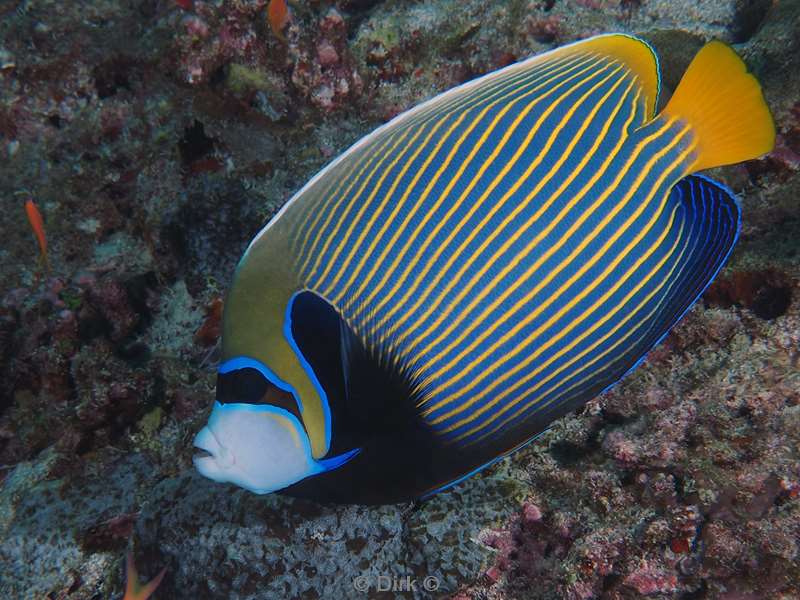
[194,33,775,504]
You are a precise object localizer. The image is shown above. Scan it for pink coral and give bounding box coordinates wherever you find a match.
[623,561,678,595]
[316,40,339,66]
[603,430,639,465]
[287,7,362,111]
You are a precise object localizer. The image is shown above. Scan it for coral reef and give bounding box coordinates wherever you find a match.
[0,0,798,598]
[462,302,800,599]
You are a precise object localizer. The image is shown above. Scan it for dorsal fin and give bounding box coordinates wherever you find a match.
[556,33,660,118]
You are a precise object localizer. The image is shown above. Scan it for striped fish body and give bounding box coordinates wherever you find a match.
[203,34,774,504]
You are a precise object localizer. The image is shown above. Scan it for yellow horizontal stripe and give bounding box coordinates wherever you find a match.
[440,188,683,435]
[326,57,581,305]
[293,97,460,261]
[336,55,586,312]
[460,202,689,444]
[311,58,581,291]
[297,124,415,278]
[467,212,698,446]
[295,58,545,276]
[289,171,340,256]
[392,67,642,357]
[486,183,724,428]
[309,120,434,284]
[362,55,610,342]
[418,118,685,406]
[319,109,459,298]
[408,74,637,360]
[350,54,598,325]
[423,121,693,421]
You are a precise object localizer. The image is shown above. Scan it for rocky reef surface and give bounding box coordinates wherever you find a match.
[0,0,798,598]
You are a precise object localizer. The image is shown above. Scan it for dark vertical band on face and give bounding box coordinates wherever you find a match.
[216,368,301,422]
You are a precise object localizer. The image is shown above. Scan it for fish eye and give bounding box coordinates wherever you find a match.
[216,368,300,419]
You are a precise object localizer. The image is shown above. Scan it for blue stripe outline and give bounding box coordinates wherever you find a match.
[219,356,301,409]
[219,291,335,455]
[285,291,333,453]
[603,174,740,388]
[420,430,548,500]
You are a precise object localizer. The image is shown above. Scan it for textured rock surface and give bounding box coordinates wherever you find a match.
[132,463,526,599]
[0,0,798,598]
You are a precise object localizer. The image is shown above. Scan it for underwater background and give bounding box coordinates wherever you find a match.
[0,0,798,598]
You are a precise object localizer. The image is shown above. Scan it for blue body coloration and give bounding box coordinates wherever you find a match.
[206,34,772,503]
[284,44,729,457]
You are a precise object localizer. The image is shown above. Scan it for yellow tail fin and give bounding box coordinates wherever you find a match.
[662,40,775,172]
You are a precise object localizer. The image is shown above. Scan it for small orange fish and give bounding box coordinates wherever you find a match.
[24,198,49,272]
[123,552,166,600]
[267,0,289,41]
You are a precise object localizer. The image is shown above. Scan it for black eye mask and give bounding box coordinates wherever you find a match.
[216,368,301,421]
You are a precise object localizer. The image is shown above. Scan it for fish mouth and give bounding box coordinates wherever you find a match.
[192,426,222,466]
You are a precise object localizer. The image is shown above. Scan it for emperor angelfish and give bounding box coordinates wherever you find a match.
[194,34,774,504]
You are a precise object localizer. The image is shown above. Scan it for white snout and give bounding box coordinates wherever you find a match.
[193,402,323,494]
